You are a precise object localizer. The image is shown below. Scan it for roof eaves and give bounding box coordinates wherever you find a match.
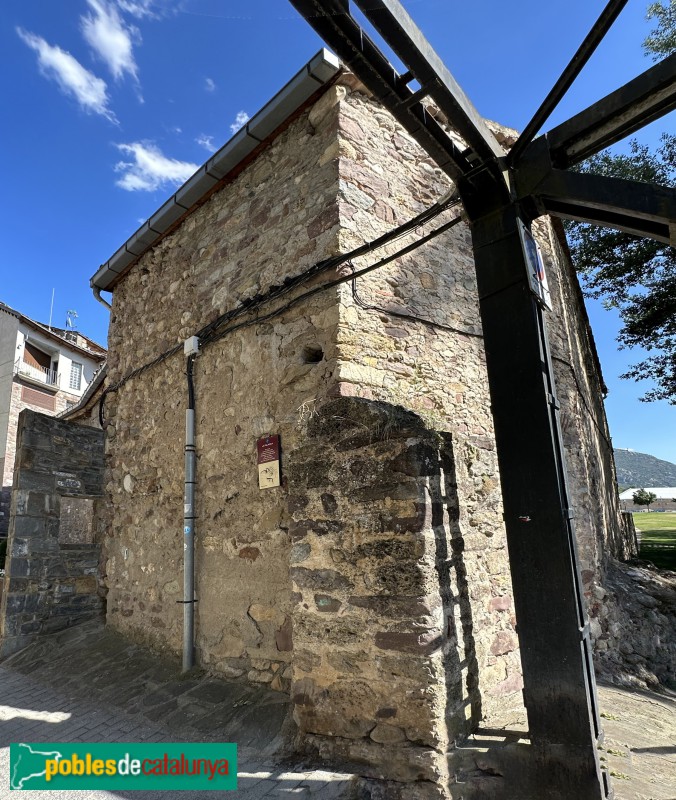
[0,302,20,320]
[91,48,341,293]
[59,363,108,420]
[22,316,106,360]
[2,301,106,358]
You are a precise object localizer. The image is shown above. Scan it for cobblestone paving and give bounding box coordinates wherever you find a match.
[1,621,674,799]
[0,622,355,799]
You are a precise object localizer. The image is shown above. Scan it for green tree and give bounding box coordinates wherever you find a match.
[633,488,658,509]
[643,0,676,60]
[565,2,675,403]
[568,136,676,403]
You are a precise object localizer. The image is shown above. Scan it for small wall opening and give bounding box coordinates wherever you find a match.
[302,345,324,364]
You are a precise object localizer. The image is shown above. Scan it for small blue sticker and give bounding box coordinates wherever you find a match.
[184,526,191,535]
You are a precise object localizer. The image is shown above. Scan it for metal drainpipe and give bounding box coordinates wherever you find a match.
[183,349,198,671]
[92,285,112,310]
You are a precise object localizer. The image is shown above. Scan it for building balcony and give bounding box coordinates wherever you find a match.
[14,359,60,390]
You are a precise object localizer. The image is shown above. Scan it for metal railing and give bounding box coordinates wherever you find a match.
[14,359,59,387]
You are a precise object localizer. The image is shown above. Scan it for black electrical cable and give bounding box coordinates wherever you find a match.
[186,354,196,411]
[99,341,184,426]
[551,354,613,450]
[204,215,464,346]
[350,265,483,339]
[197,192,460,346]
[98,194,463,424]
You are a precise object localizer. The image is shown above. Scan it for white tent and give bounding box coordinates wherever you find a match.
[618,487,676,500]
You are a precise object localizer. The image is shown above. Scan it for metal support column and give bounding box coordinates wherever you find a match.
[470,202,609,798]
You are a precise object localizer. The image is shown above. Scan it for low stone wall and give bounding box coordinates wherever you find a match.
[1,380,82,538]
[287,398,521,790]
[0,410,105,657]
[593,560,676,689]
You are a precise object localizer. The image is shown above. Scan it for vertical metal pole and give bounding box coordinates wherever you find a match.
[183,354,197,672]
[48,289,55,331]
[470,203,608,798]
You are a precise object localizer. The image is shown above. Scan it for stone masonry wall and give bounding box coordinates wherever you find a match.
[331,87,524,725]
[102,87,346,687]
[99,74,631,794]
[530,218,632,649]
[334,88,628,577]
[0,410,105,657]
[534,219,629,564]
[1,380,80,537]
[288,398,522,790]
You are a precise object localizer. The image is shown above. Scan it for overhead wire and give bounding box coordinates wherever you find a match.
[350,265,483,339]
[197,189,460,346]
[203,214,464,347]
[98,192,463,426]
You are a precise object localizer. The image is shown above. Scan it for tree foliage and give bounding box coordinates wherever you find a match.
[643,0,676,60]
[633,488,658,508]
[566,136,676,403]
[565,3,675,403]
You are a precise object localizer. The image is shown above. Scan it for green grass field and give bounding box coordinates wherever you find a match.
[634,511,676,570]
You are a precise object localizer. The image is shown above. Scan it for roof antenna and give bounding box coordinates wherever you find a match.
[48,289,55,331]
[66,310,78,330]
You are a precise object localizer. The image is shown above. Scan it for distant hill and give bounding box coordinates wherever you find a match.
[613,449,676,489]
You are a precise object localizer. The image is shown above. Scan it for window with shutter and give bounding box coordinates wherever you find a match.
[21,386,56,412]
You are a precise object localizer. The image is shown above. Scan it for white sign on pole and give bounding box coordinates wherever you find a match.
[518,220,552,310]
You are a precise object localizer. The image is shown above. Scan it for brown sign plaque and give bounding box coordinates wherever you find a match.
[256,434,281,489]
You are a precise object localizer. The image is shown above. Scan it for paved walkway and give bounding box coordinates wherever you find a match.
[1,621,674,799]
[0,622,355,798]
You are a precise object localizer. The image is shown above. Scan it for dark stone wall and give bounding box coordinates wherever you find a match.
[287,397,521,787]
[0,410,105,657]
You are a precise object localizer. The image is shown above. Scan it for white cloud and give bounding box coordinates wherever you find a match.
[16,27,117,122]
[81,0,140,84]
[196,134,216,153]
[116,0,159,18]
[230,110,250,135]
[204,77,216,92]
[114,141,198,192]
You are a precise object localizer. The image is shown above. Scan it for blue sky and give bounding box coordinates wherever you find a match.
[2,0,674,462]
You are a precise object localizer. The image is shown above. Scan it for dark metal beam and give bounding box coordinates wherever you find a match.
[530,169,676,244]
[471,205,608,798]
[544,199,672,242]
[545,53,676,168]
[508,0,630,165]
[288,0,475,180]
[353,0,505,167]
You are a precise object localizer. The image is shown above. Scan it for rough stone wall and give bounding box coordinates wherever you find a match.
[0,410,105,657]
[288,398,522,790]
[593,559,675,689]
[102,88,345,686]
[98,74,632,795]
[531,219,632,603]
[330,87,522,726]
[1,380,80,537]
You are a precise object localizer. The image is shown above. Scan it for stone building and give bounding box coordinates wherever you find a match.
[0,302,106,536]
[87,51,630,796]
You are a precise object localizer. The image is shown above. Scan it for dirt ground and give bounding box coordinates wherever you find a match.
[598,682,675,800]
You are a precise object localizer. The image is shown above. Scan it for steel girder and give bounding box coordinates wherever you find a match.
[286,2,673,798]
[289,0,675,240]
[542,52,676,168]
